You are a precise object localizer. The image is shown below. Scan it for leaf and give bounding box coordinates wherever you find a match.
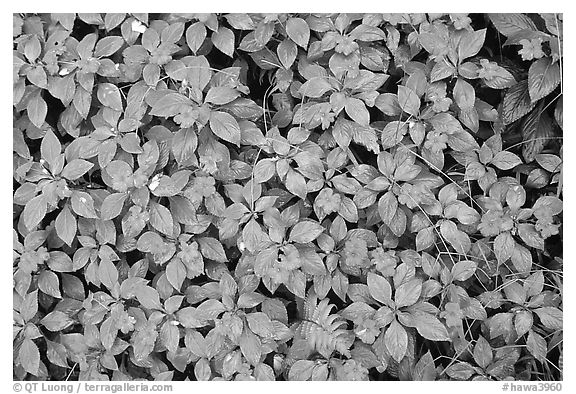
[289,220,324,243]
[40,129,62,167]
[38,270,61,298]
[150,93,192,117]
[473,336,493,369]
[534,307,563,330]
[27,91,47,128]
[440,220,471,254]
[97,83,123,111]
[94,36,124,57]
[367,272,392,305]
[71,191,98,218]
[205,87,241,105]
[394,279,422,308]
[413,351,437,381]
[491,151,522,170]
[489,14,537,36]
[194,358,211,380]
[413,313,450,341]
[299,78,332,98]
[253,158,276,183]
[41,311,74,331]
[289,360,314,381]
[286,17,310,48]
[212,26,235,57]
[378,191,398,226]
[521,108,554,162]
[277,38,298,69]
[186,22,207,54]
[397,86,420,116]
[385,319,408,362]
[149,201,174,237]
[528,57,561,103]
[55,205,77,246]
[526,330,547,362]
[345,97,370,126]
[98,258,119,290]
[100,193,127,221]
[23,195,47,230]
[239,328,261,366]
[451,260,477,281]
[61,159,93,180]
[285,169,307,199]
[197,237,227,262]
[503,80,536,125]
[453,79,475,111]
[458,28,486,61]
[135,285,163,310]
[209,111,241,146]
[19,338,40,375]
[166,259,186,291]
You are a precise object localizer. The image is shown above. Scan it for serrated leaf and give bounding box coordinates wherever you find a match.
[61,159,93,180]
[23,195,47,230]
[503,80,536,125]
[19,338,40,375]
[489,14,537,36]
[491,151,522,170]
[71,191,98,218]
[209,111,241,146]
[345,97,370,126]
[451,260,477,281]
[397,86,420,116]
[212,26,235,57]
[55,205,77,246]
[186,22,207,54]
[394,279,422,308]
[97,83,123,111]
[27,91,47,128]
[528,57,561,103]
[286,18,310,48]
[94,36,124,57]
[135,285,163,310]
[149,201,174,237]
[413,313,450,341]
[473,336,493,369]
[100,193,127,221]
[38,270,61,298]
[367,272,392,305]
[526,330,547,362]
[458,28,486,61]
[41,129,62,167]
[289,220,324,243]
[197,237,227,262]
[534,307,562,330]
[385,319,408,362]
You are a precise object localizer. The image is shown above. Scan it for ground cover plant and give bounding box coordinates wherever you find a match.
[13,12,563,381]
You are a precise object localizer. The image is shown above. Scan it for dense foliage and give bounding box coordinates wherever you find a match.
[13,13,563,381]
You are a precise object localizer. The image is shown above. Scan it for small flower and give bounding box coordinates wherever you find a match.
[315,188,342,216]
[441,302,464,327]
[354,318,380,344]
[478,210,504,237]
[178,241,204,278]
[518,38,545,61]
[451,14,473,30]
[174,107,199,128]
[535,217,560,238]
[478,59,501,80]
[371,247,397,276]
[424,130,449,152]
[335,36,359,56]
[343,238,369,268]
